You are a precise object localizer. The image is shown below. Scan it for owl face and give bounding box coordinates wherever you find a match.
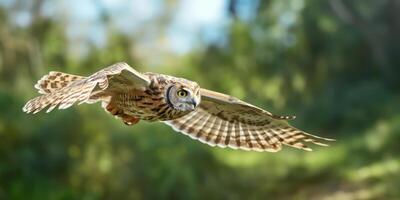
[166,82,201,112]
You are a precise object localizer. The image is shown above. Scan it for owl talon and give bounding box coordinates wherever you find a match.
[106,103,119,115]
[122,115,140,126]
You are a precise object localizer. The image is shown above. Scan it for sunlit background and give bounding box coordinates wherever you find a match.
[1,0,400,199]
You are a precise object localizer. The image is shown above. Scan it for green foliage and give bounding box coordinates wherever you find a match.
[0,0,399,199]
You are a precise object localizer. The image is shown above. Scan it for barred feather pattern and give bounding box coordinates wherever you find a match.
[23,62,145,114]
[165,107,334,152]
[34,72,85,94]
[23,78,97,113]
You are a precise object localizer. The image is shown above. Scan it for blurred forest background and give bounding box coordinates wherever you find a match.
[0,0,400,199]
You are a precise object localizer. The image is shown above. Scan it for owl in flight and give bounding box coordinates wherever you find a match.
[23,62,334,152]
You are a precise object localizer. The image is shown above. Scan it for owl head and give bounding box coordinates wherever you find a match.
[166,80,201,111]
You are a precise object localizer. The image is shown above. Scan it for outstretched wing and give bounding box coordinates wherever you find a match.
[165,88,334,152]
[23,62,151,114]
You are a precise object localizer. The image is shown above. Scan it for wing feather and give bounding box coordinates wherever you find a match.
[215,120,228,148]
[194,113,212,142]
[23,62,150,114]
[206,118,221,143]
[202,116,217,143]
[164,88,334,152]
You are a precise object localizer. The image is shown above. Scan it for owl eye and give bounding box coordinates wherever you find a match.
[176,89,188,97]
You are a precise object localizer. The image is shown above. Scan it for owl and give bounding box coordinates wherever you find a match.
[23,62,334,152]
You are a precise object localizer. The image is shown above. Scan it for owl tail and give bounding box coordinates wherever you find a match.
[34,71,86,94]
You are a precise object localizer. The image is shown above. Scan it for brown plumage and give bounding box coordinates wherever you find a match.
[23,62,335,152]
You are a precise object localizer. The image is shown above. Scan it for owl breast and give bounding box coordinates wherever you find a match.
[112,80,190,122]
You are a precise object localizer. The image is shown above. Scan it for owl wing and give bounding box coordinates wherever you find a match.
[23,62,151,114]
[165,88,334,152]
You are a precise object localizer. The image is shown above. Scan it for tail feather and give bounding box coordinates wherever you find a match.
[34,71,85,94]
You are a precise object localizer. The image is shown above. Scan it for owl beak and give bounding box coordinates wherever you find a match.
[190,98,199,108]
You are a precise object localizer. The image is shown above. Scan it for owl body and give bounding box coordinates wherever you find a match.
[23,62,334,152]
[105,73,198,122]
